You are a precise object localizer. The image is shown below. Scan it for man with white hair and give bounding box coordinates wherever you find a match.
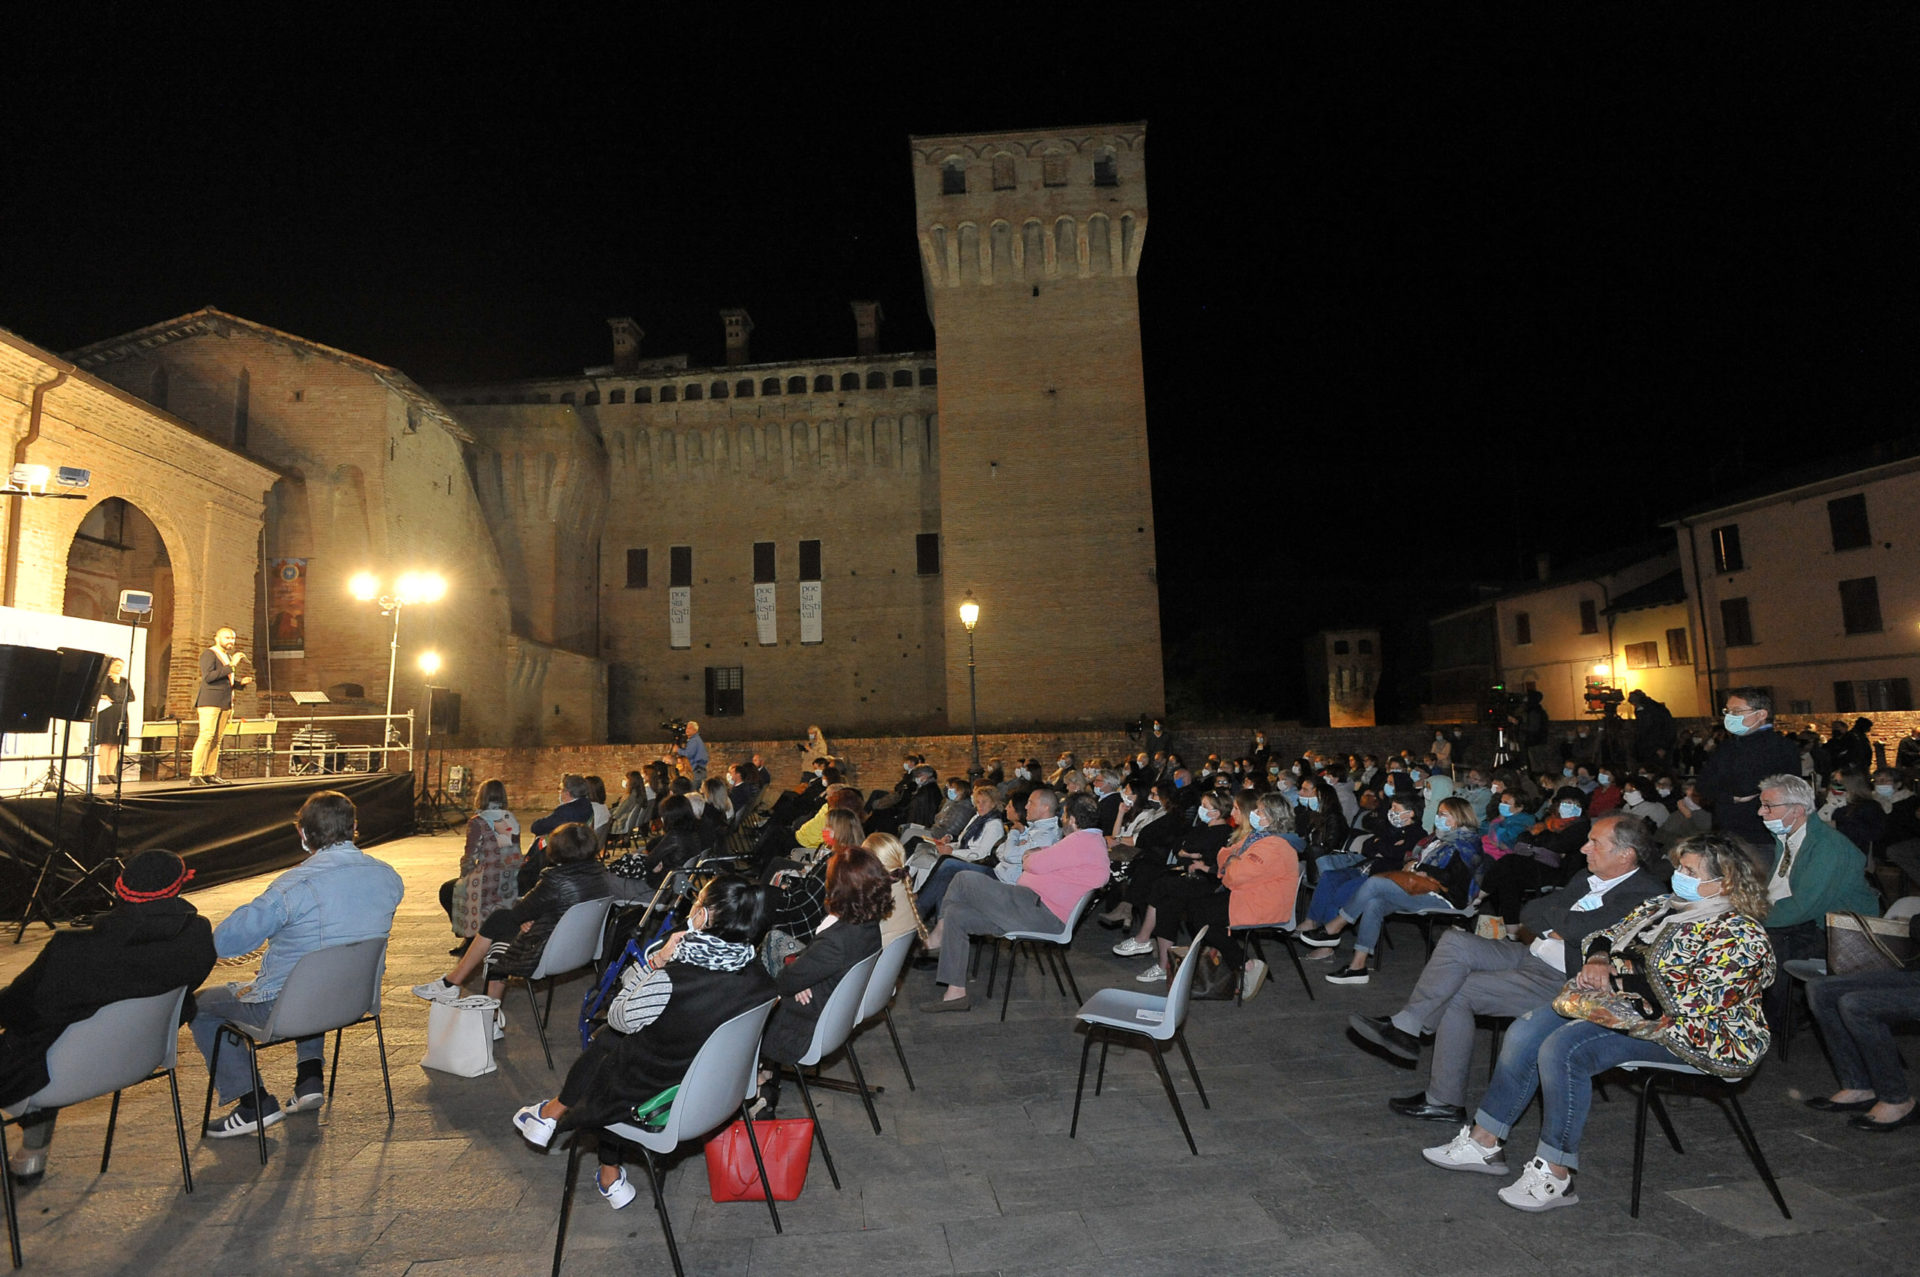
[1754,771,1882,1033]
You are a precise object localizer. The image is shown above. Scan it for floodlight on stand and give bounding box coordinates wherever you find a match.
[418,650,442,676]
[55,466,90,488]
[349,572,379,602]
[8,464,49,493]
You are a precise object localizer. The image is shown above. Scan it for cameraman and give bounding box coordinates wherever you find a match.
[675,719,708,785]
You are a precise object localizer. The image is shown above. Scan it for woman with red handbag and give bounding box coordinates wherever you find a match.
[508,877,777,1210]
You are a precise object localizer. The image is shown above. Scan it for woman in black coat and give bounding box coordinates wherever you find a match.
[0,850,216,1183]
[414,822,609,1005]
[608,796,703,889]
[757,846,894,1114]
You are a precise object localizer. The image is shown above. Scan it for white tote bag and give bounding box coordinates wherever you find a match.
[421,994,499,1077]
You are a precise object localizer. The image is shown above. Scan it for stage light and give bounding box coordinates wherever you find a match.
[8,464,49,493]
[349,572,379,601]
[418,650,442,676]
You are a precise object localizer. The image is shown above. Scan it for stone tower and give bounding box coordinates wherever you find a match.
[910,123,1163,728]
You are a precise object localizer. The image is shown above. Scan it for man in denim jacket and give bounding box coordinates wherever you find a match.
[192,790,404,1136]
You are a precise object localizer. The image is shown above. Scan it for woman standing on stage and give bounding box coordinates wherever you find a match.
[93,657,135,783]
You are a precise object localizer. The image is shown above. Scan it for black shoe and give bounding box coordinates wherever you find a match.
[1349,1014,1421,1062]
[1804,1095,1874,1113]
[1389,1092,1468,1124]
[1298,928,1341,949]
[911,954,938,970]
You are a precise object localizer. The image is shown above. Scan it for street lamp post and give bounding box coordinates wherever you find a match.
[959,599,980,776]
[350,571,446,758]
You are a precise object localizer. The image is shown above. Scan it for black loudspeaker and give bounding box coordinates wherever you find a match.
[0,645,62,733]
[50,649,112,722]
[428,686,462,737]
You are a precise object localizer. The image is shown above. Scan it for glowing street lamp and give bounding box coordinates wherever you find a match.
[959,598,981,775]
[351,571,448,750]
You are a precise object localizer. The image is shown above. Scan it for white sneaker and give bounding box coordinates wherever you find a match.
[493,1008,506,1041]
[1498,1157,1579,1211]
[1112,937,1155,957]
[597,1166,637,1209]
[1135,964,1165,983]
[1422,1125,1508,1176]
[1240,959,1268,1001]
[411,979,460,1004]
[512,1103,557,1148]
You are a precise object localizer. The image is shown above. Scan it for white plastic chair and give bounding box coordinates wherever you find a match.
[1614,1058,1790,1220]
[0,987,192,1269]
[551,998,780,1277]
[844,930,919,1122]
[984,887,1098,1021]
[199,937,393,1164]
[502,897,616,1068]
[1070,924,1213,1154]
[773,949,881,1190]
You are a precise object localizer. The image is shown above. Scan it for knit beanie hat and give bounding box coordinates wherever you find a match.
[115,850,194,903]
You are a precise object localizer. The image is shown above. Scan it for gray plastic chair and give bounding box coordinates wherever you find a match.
[0,986,192,1269]
[199,936,393,1164]
[1070,924,1213,1154]
[847,930,919,1109]
[777,949,881,1190]
[986,887,1098,1021]
[1615,1058,1790,1220]
[505,897,616,1069]
[552,998,779,1277]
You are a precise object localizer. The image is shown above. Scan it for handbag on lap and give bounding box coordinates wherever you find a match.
[1827,911,1917,975]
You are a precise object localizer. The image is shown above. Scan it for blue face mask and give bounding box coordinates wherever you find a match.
[1300,794,1320,812]
[1723,711,1752,736]
[1383,783,1396,797]
[1670,871,1717,902]
[1558,802,1582,819]
[1174,776,1188,788]
[1498,802,1514,817]
[1433,815,1451,833]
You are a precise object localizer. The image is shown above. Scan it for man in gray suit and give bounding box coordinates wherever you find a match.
[1347,813,1666,1124]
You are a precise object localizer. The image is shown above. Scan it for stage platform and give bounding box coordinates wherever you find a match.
[0,771,416,919]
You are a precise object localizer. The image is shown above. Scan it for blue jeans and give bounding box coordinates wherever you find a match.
[917,858,992,919]
[1338,877,1459,955]
[1806,969,1920,1104]
[1473,1003,1679,1169]
[1307,864,1366,927]
[191,982,325,1107]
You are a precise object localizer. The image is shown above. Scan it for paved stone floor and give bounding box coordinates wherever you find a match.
[0,832,1912,1275]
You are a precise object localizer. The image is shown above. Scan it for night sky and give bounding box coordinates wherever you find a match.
[8,8,1917,719]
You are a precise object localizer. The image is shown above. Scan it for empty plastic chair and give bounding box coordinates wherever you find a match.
[771,950,881,1189]
[1070,925,1213,1154]
[505,897,617,1069]
[845,930,920,1118]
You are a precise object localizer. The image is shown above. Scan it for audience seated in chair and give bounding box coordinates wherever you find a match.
[193,790,404,1137]
[1109,790,1233,980]
[1481,786,1593,922]
[439,778,522,955]
[912,785,1008,920]
[1803,910,1920,1131]
[0,850,217,1182]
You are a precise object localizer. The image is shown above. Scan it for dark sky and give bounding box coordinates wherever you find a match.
[8,7,1917,718]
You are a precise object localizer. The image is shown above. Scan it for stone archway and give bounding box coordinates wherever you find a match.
[62,497,175,706]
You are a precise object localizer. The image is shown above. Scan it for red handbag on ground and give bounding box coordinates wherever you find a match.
[704,1117,814,1202]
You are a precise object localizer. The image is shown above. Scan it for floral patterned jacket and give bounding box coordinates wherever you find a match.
[452,809,522,937]
[1587,896,1776,1077]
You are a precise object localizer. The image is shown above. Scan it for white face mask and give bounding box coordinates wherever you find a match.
[1657,786,1672,797]
[1015,768,1030,780]
[1389,811,1411,828]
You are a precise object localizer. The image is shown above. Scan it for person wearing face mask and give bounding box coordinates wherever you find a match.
[902,776,979,857]
[1418,775,1454,836]
[1458,770,1494,823]
[1184,794,1302,1001]
[1753,773,1881,1037]
[1047,752,1080,788]
[1302,796,1423,931]
[1422,833,1775,1213]
[1586,769,1623,817]
[1248,731,1271,774]
[1697,687,1801,853]
[1479,788,1594,924]
[1113,793,1236,978]
[1869,768,1912,814]
[196,791,404,1137]
[1086,769,1126,835]
[1484,786,1538,857]
[1617,778,1667,828]
[1825,770,1886,854]
[1295,776,1352,866]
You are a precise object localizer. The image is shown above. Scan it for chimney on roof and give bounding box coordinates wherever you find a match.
[1535,552,1551,582]
[608,318,644,374]
[720,309,754,367]
[850,300,884,357]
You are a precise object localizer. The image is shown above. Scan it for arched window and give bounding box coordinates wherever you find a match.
[892,369,912,387]
[658,385,675,403]
[685,383,702,401]
[735,379,754,398]
[608,388,625,404]
[709,380,727,399]
[635,386,653,404]
[918,367,937,385]
[992,153,1016,190]
[1042,152,1068,187]
[941,157,966,195]
[560,391,575,404]
[865,371,886,390]
[584,389,600,405]
[840,372,860,392]
[814,374,832,393]
[788,376,807,394]
[1093,148,1118,187]
[763,378,782,395]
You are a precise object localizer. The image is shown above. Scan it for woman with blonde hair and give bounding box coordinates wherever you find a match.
[1423,832,1775,1212]
[862,832,925,948]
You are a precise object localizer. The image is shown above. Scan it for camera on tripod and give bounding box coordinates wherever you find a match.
[1123,714,1148,741]
[660,717,689,746]
[1583,685,1625,716]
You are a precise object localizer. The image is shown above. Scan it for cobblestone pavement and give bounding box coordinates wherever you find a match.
[0,833,1910,1275]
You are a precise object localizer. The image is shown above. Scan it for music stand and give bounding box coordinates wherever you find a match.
[288,691,330,775]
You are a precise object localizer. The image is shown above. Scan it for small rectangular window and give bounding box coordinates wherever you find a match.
[1578,599,1598,635]
[1514,612,1532,646]
[1093,154,1118,187]
[1042,155,1067,187]
[1834,681,1857,714]
[1721,597,1754,647]
[753,541,776,585]
[1665,627,1690,666]
[1357,638,1374,654]
[798,539,822,580]
[1711,523,1744,573]
[608,388,625,404]
[915,532,940,576]
[669,546,692,589]
[704,666,744,717]
[942,163,966,195]
[1839,576,1882,634]
[1828,493,1871,552]
[625,549,648,589]
[1332,640,1350,655]
[1624,641,1660,670]
[658,386,675,403]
